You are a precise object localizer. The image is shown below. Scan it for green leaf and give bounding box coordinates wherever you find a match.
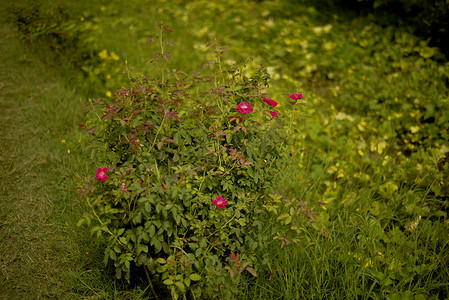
[175,281,185,291]
[153,238,162,253]
[199,238,207,248]
[189,273,201,281]
[76,219,84,227]
[184,277,191,287]
[148,225,156,237]
[163,279,174,285]
[277,212,289,220]
[156,258,166,264]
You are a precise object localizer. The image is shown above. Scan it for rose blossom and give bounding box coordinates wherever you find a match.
[95,167,108,182]
[289,93,303,100]
[212,195,228,209]
[263,97,278,107]
[236,102,253,114]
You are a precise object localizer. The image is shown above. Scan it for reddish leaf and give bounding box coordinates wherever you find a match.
[164,110,180,121]
[147,36,157,46]
[162,138,177,144]
[163,53,170,64]
[246,267,257,277]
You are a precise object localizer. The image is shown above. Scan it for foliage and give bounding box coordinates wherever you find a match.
[77,24,312,299]
[6,0,124,97]
[4,0,449,298]
[313,0,449,57]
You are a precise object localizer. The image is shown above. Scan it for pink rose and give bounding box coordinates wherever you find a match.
[263,97,278,107]
[236,102,253,114]
[289,93,303,100]
[270,111,279,118]
[95,167,108,182]
[212,195,228,209]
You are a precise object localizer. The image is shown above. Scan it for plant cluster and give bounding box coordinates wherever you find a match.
[77,24,312,299]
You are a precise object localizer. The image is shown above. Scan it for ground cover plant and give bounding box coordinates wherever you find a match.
[3,0,449,299]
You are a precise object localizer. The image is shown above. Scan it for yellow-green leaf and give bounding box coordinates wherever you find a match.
[163,279,174,285]
[189,273,201,281]
[184,277,191,287]
[156,258,166,264]
[277,212,289,220]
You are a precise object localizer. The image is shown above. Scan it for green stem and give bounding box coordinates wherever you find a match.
[144,267,159,300]
[86,197,128,248]
[207,212,237,239]
[89,99,102,121]
[149,116,166,152]
[159,24,165,82]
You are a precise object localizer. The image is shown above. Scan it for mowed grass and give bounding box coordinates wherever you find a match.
[1,0,449,299]
[0,20,140,299]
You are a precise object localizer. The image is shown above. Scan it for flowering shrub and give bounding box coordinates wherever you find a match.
[77,24,310,299]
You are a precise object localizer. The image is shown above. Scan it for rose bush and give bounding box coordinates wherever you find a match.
[77,24,313,299]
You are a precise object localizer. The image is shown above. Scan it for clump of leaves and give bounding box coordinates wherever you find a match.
[77,24,312,299]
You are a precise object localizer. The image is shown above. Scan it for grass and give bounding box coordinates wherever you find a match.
[1,0,449,299]
[0,18,128,299]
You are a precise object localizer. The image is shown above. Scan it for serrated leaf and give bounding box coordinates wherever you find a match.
[277,212,289,220]
[163,279,174,285]
[184,277,191,287]
[148,225,156,237]
[156,258,166,264]
[175,281,185,290]
[153,239,162,253]
[189,273,201,281]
